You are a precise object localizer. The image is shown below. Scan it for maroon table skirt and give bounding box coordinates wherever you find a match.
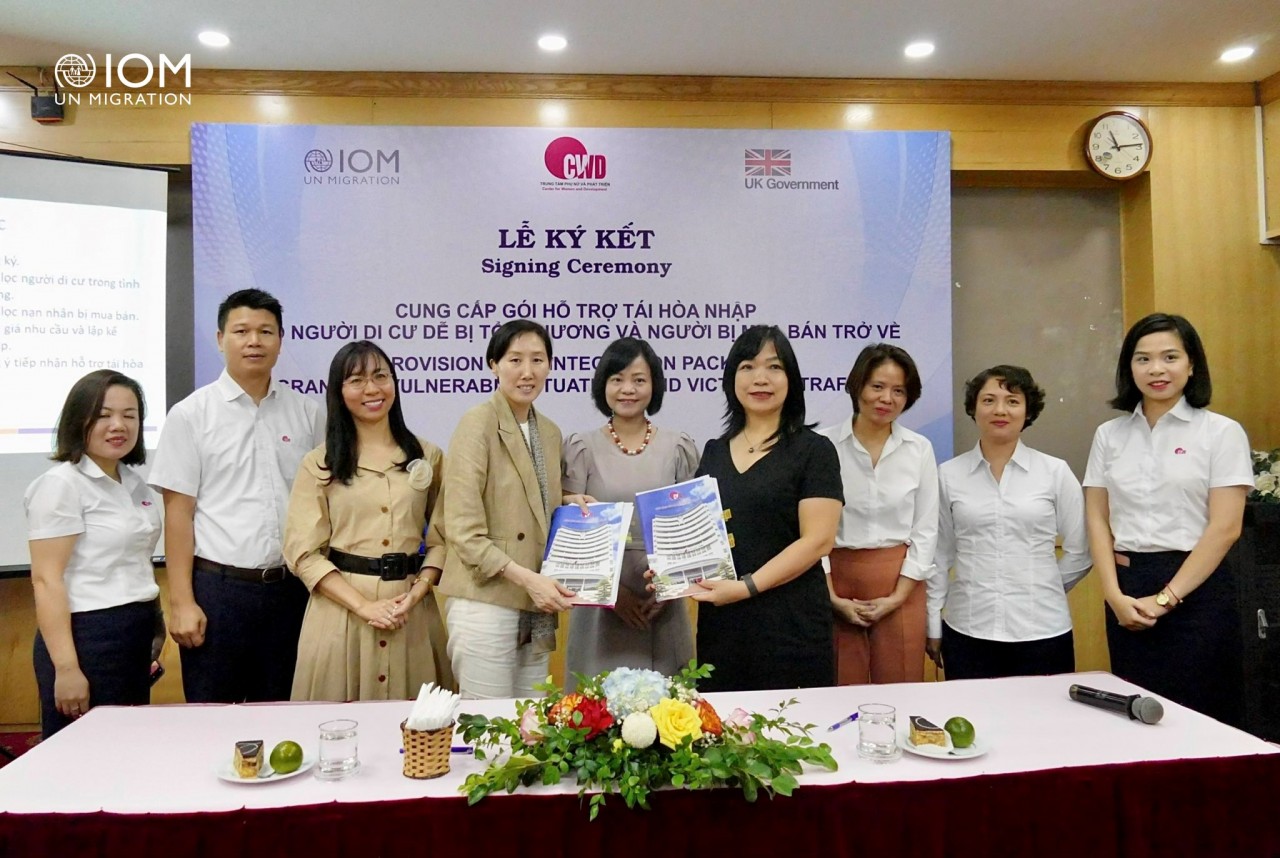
[3,755,1277,858]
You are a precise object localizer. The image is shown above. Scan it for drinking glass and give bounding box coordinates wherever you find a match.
[317,719,360,779]
[857,703,901,762]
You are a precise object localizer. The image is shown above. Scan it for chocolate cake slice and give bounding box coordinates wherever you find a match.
[908,715,947,747]
[233,739,264,778]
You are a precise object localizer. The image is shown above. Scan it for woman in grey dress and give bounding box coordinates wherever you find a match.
[563,337,699,685]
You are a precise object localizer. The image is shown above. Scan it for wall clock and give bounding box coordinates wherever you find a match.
[1084,112,1152,180]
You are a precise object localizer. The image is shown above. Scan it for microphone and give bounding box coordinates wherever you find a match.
[1068,684,1164,724]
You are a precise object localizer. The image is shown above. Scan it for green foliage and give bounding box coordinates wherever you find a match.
[457,662,837,818]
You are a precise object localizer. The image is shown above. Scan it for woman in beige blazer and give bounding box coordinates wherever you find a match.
[435,320,582,698]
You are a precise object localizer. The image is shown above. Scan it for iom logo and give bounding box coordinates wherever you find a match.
[303,148,402,185]
[544,137,607,180]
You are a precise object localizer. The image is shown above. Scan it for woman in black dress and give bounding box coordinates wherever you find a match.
[692,325,843,692]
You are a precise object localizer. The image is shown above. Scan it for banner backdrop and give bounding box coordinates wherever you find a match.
[192,125,952,458]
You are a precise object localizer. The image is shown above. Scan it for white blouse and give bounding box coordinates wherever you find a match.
[927,440,1091,641]
[1083,397,1253,553]
[25,458,161,613]
[817,419,939,581]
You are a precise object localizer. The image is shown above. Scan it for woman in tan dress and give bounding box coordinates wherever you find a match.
[285,340,454,700]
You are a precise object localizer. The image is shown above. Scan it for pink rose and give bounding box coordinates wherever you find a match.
[519,706,544,745]
[725,707,756,744]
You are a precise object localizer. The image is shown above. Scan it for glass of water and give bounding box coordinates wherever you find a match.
[857,703,901,762]
[317,719,360,779]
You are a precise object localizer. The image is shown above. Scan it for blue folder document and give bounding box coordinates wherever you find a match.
[542,502,634,607]
[635,476,738,602]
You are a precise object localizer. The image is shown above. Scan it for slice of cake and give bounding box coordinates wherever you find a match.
[233,740,264,778]
[908,716,947,748]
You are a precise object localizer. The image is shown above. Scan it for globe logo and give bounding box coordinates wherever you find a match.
[304,149,333,173]
[55,53,97,88]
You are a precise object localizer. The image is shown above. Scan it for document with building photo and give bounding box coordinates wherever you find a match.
[542,502,634,607]
[636,476,738,602]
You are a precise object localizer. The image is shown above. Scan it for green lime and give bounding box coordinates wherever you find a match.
[945,717,975,749]
[269,740,304,774]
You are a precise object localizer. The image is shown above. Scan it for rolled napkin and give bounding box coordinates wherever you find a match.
[405,681,460,731]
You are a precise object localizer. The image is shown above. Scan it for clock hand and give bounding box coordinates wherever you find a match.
[1108,130,1120,150]
[1116,143,1144,149]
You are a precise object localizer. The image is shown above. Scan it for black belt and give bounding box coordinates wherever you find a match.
[327,548,424,581]
[193,556,289,584]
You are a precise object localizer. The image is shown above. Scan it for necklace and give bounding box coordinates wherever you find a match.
[608,418,653,456]
[741,428,770,454]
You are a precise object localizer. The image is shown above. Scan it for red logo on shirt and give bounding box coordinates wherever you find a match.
[282,435,292,443]
[669,491,680,500]
[141,500,153,507]
[1174,447,1187,455]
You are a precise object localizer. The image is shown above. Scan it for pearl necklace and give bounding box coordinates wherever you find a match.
[608,418,653,456]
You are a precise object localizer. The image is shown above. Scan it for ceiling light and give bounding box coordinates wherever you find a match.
[198,31,230,48]
[904,41,935,59]
[1219,46,1254,63]
[538,34,567,52]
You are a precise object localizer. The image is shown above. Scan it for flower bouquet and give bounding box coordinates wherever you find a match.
[456,662,837,819]
[1251,449,1280,504]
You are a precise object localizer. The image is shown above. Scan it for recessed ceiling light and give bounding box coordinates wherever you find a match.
[904,41,935,59]
[1220,45,1254,63]
[198,31,230,48]
[538,34,567,52]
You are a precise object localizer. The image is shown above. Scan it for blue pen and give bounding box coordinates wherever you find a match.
[826,712,859,732]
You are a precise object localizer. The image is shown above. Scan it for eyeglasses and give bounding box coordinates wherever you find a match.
[342,370,393,388]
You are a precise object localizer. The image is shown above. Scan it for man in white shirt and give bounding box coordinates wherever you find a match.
[149,289,323,703]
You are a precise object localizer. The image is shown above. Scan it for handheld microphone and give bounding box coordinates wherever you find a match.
[1068,684,1164,724]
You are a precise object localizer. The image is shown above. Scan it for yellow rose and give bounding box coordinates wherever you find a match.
[649,698,704,750]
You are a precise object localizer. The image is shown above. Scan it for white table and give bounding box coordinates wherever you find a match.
[1,672,1276,857]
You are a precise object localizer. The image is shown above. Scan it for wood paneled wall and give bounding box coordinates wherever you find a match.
[0,72,1276,725]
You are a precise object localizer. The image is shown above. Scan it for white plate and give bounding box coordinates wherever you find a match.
[897,726,987,760]
[216,755,316,784]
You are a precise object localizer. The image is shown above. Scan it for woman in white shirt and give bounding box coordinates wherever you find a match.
[25,370,162,738]
[1084,314,1252,723]
[820,344,938,684]
[927,365,1091,680]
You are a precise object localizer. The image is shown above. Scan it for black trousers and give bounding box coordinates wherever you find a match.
[1106,550,1241,726]
[179,568,308,703]
[942,623,1075,681]
[33,599,154,739]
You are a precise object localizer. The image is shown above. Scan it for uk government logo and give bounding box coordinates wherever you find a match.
[303,148,402,186]
[743,148,840,191]
[540,137,610,192]
[53,52,193,107]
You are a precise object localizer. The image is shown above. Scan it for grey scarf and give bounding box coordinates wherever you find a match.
[517,409,559,654]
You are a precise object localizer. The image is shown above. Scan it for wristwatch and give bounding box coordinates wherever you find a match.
[1156,589,1175,609]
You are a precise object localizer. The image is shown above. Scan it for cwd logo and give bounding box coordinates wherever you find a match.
[544,137,607,180]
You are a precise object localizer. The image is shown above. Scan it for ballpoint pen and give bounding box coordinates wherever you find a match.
[826,712,859,732]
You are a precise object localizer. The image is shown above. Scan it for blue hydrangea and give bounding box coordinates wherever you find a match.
[600,668,669,718]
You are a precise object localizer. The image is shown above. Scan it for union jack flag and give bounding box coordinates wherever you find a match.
[744,148,791,176]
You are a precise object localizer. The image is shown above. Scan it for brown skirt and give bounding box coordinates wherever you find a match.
[829,545,925,685]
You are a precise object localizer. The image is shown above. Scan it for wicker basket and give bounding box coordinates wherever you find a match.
[400,720,453,779]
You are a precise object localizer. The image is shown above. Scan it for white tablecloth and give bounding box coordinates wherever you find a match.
[0,671,1272,814]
